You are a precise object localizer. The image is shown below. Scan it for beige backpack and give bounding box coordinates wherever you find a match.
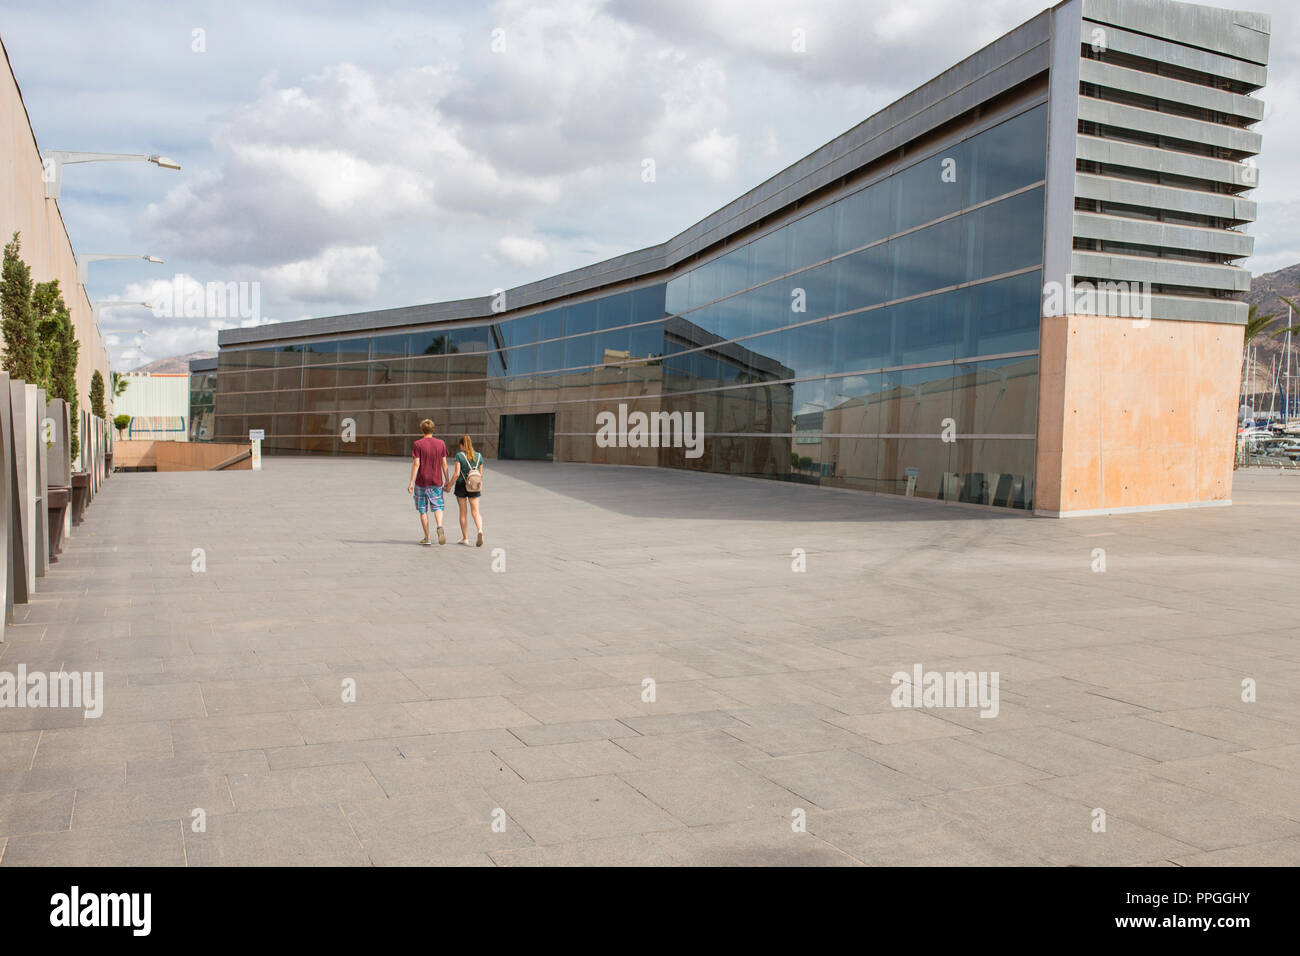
[463,453,483,493]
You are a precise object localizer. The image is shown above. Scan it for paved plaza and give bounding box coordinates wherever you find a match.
[1,457,1298,866]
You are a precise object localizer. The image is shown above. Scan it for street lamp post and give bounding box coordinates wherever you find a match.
[93,300,155,323]
[42,151,180,200]
[79,255,163,284]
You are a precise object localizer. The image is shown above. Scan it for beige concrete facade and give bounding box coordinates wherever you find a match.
[0,37,111,414]
[1035,314,1242,516]
[113,439,252,471]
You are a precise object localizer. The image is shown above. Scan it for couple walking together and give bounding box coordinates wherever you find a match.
[407,419,484,547]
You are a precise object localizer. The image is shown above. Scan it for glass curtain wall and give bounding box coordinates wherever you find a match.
[215,103,1047,509]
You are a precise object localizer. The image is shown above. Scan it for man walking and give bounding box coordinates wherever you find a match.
[408,418,448,545]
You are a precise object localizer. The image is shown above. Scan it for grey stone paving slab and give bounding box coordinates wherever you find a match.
[508,718,640,747]
[0,732,40,771]
[404,696,540,734]
[33,722,173,768]
[486,775,682,845]
[303,670,425,707]
[171,713,303,754]
[72,775,234,828]
[93,683,206,725]
[809,803,1044,866]
[616,728,770,768]
[961,726,1159,777]
[742,749,941,809]
[499,739,646,782]
[127,750,270,782]
[364,752,522,794]
[620,762,804,827]
[1235,743,1300,773]
[184,804,371,866]
[826,710,975,744]
[1145,753,1300,819]
[1150,707,1300,748]
[227,762,387,811]
[401,665,525,699]
[1063,715,1242,762]
[489,833,675,866]
[12,459,1300,864]
[0,762,126,796]
[0,821,185,866]
[0,789,76,836]
[853,737,1052,792]
[290,703,427,744]
[200,677,319,716]
[642,819,866,866]
[1034,768,1300,852]
[1171,837,1300,866]
[342,788,531,864]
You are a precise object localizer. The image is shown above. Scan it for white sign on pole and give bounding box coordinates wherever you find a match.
[249,429,265,440]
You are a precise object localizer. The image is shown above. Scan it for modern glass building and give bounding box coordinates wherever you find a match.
[215,0,1269,515]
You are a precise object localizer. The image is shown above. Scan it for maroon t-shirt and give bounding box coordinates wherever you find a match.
[412,436,448,487]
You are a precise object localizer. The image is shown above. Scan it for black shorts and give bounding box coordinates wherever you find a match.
[454,480,480,499]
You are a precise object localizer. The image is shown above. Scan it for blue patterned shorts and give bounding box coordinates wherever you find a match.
[414,485,444,514]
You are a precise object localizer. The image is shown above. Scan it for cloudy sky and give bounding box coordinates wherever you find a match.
[3,0,1297,367]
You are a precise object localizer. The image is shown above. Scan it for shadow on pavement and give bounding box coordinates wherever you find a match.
[489,459,1027,523]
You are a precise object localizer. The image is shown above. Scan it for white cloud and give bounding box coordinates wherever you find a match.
[495,235,550,268]
[686,129,741,182]
[253,245,385,303]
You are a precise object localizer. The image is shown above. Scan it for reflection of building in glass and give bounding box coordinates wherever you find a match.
[214,0,1268,515]
[189,357,217,441]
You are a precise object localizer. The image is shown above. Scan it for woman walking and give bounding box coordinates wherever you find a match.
[448,434,485,547]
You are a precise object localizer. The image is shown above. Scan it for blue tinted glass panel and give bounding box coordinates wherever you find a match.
[665,276,689,316]
[716,247,750,300]
[788,204,835,272]
[959,271,1041,358]
[370,334,406,360]
[593,294,626,332]
[835,179,892,252]
[795,262,836,321]
[892,142,968,235]
[745,280,789,337]
[966,187,1044,281]
[507,313,537,348]
[827,309,891,374]
[303,341,337,365]
[834,244,890,314]
[536,310,563,343]
[627,321,664,361]
[968,104,1047,204]
[888,292,958,367]
[538,337,564,371]
[890,217,964,300]
[690,257,723,308]
[749,227,790,285]
[450,327,490,353]
[631,284,666,323]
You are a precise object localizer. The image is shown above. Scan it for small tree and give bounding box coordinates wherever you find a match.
[89,369,106,418]
[1,232,40,382]
[31,280,81,460]
[112,370,129,398]
[114,414,131,437]
[32,279,66,393]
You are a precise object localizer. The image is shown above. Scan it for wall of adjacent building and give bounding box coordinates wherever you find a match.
[0,36,112,420]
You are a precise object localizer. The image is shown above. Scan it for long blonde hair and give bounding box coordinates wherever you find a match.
[459,435,475,463]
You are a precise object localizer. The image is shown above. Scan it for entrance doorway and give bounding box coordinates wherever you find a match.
[498,413,554,460]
